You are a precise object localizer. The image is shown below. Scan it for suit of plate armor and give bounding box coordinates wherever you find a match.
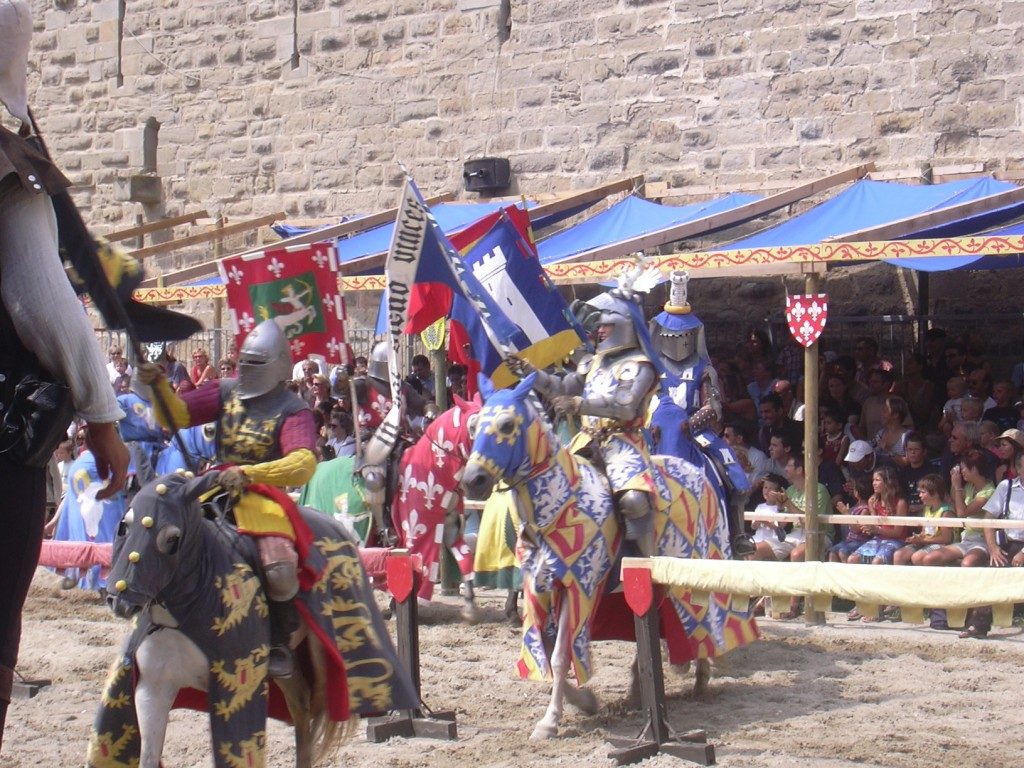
[648,270,752,556]
[515,286,660,556]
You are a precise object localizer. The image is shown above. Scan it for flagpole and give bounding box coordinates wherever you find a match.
[802,271,824,626]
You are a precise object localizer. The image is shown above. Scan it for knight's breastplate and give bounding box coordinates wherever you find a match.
[216,384,305,465]
[581,352,653,432]
[665,358,706,416]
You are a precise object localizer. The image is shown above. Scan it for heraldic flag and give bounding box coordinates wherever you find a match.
[219,242,351,364]
[447,207,587,388]
[384,177,522,394]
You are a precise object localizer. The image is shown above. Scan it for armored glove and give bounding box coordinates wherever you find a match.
[218,467,250,495]
[551,395,581,416]
[506,353,535,379]
[134,361,165,386]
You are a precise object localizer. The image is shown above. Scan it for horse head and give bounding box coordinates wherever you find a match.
[107,470,221,619]
[461,373,540,501]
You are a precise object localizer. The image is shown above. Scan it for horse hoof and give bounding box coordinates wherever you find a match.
[529,723,557,741]
[564,685,598,716]
[506,609,521,626]
[461,603,480,624]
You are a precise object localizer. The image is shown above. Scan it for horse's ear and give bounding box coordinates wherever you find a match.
[452,392,471,411]
[511,372,537,399]
[477,373,496,401]
[182,470,223,503]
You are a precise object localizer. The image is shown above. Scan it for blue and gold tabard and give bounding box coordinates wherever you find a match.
[568,350,658,495]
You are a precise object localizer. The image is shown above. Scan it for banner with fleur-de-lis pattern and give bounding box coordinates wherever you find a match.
[785,293,828,348]
[218,242,351,365]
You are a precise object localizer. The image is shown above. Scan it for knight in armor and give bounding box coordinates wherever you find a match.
[509,275,661,556]
[648,270,754,557]
[352,341,432,546]
[135,319,317,678]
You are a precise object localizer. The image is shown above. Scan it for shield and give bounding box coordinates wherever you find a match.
[785,293,828,348]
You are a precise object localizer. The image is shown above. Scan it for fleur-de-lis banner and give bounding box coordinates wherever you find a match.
[218,242,351,364]
[785,293,828,348]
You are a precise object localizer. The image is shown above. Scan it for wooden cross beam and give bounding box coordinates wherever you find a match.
[130,211,287,260]
[103,209,211,242]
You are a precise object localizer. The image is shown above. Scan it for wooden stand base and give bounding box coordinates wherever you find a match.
[12,679,50,700]
[608,728,715,766]
[365,709,458,742]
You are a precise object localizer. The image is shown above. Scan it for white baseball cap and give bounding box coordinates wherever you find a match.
[845,440,874,463]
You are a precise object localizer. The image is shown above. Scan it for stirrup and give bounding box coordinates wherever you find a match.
[268,645,294,678]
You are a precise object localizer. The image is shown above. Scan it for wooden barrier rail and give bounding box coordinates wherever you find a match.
[744,511,1024,529]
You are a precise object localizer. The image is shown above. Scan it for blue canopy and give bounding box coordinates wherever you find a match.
[536,192,762,265]
[889,218,1024,272]
[726,178,1020,249]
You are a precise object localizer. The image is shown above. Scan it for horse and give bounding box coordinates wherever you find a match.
[302,396,521,622]
[90,470,418,768]
[460,373,758,740]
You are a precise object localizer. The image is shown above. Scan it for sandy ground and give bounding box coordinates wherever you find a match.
[5,569,1024,768]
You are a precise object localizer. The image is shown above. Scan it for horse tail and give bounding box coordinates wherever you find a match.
[307,632,358,762]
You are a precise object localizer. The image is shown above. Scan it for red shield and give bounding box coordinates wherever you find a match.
[786,293,828,348]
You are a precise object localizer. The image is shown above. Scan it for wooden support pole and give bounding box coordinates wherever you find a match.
[803,272,825,626]
[104,209,211,243]
[131,211,286,261]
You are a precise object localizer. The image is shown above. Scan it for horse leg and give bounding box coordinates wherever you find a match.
[276,666,313,768]
[531,590,572,741]
[693,658,711,697]
[504,588,521,625]
[135,629,207,768]
[563,682,598,715]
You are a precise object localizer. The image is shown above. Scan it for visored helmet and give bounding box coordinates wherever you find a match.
[649,270,707,363]
[236,319,292,399]
[368,341,389,382]
[587,291,640,354]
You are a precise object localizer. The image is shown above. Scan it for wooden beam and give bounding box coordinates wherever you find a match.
[130,212,287,260]
[333,176,646,275]
[827,184,1024,242]
[867,168,923,182]
[103,209,210,242]
[138,193,455,288]
[552,163,875,265]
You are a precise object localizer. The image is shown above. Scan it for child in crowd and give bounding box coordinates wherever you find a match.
[960,397,984,424]
[820,407,849,464]
[830,475,872,562]
[893,473,954,565]
[922,448,995,569]
[848,466,909,566]
[750,473,791,561]
[939,376,967,434]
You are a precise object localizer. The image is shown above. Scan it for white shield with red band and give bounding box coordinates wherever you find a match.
[786,293,828,348]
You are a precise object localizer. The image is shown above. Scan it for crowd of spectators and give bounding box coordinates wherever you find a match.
[721,327,1024,636]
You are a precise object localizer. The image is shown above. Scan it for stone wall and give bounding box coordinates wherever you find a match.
[28,0,1024,227]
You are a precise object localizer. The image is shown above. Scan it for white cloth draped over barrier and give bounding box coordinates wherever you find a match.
[630,557,1024,628]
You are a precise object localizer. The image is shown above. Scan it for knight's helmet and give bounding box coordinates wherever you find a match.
[367,340,389,383]
[236,319,292,399]
[649,270,708,364]
[585,260,661,355]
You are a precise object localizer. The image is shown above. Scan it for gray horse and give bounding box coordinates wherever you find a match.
[89,469,417,768]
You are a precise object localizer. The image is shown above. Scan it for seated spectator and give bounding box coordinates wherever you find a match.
[326,410,356,458]
[982,449,1024,568]
[894,352,936,432]
[848,466,909,567]
[749,473,791,562]
[943,341,971,380]
[893,473,954,566]
[922,448,995,571]
[772,379,805,421]
[965,368,996,412]
[821,372,862,439]
[853,336,893,391]
[960,396,984,424]
[353,355,368,377]
[983,379,1019,431]
[938,376,967,435]
[218,357,237,378]
[899,432,938,513]
[761,454,835,619]
[830,474,873,563]
[723,421,772,499]
[872,395,912,467]
[757,393,799,453]
[748,361,778,424]
[291,354,327,381]
[106,345,132,384]
[446,363,468,403]
[860,369,897,441]
[718,358,756,423]
[992,428,1024,484]
[820,407,850,464]
[843,439,877,494]
[407,353,435,398]
[309,374,337,413]
[189,347,216,386]
[941,420,981,474]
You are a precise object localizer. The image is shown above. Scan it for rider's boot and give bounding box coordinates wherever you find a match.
[619,490,656,558]
[259,536,300,679]
[727,492,756,558]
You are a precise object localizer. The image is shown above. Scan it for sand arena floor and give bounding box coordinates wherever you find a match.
[5,569,1023,767]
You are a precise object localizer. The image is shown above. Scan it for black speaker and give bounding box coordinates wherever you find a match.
[463,157,512,193]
